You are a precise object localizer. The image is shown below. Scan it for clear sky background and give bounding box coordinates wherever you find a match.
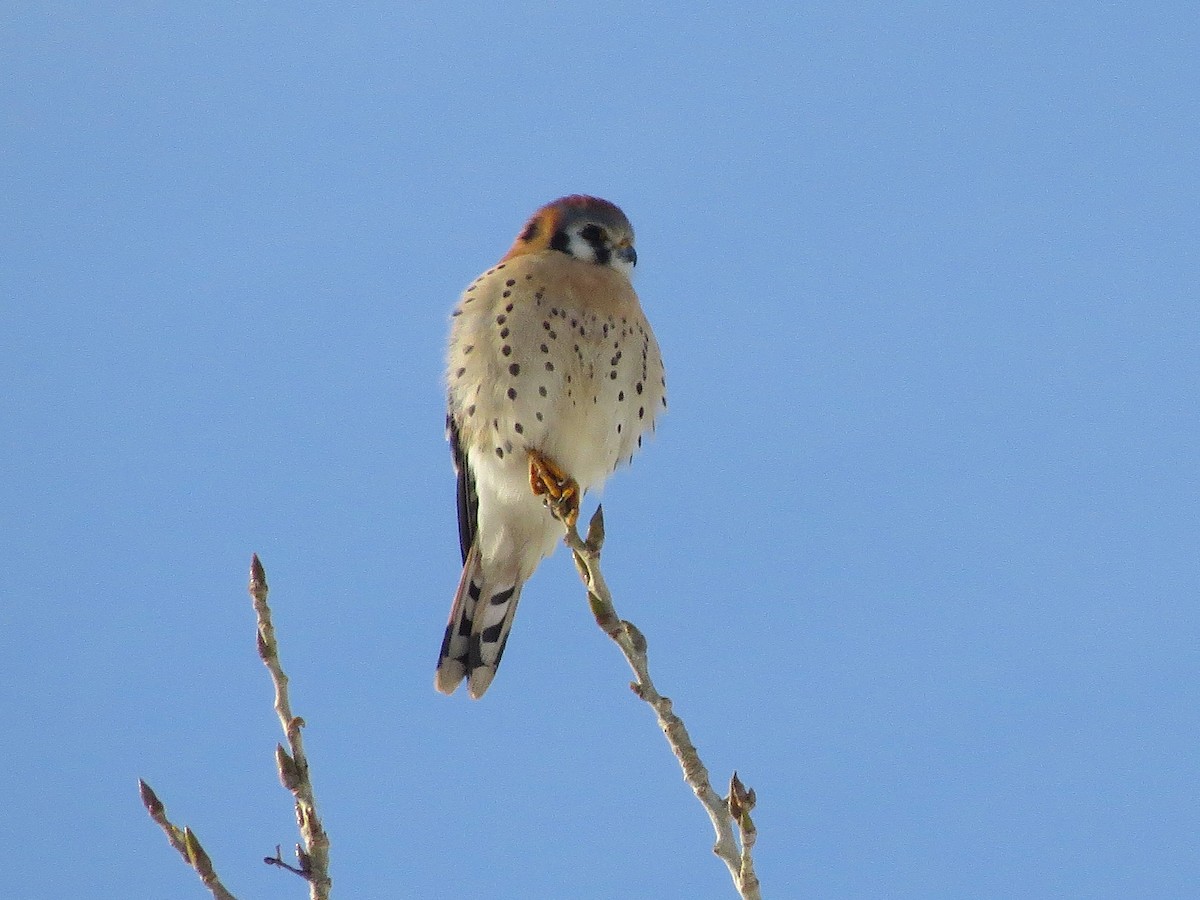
[3,3,1197,898]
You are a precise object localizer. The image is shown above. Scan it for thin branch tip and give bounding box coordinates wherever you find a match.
[249,554,267,597]
[138,778,162,814]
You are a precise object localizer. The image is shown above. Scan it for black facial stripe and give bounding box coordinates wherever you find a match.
[549,230,571,253]
[580,224,611,265]
[579,223,604,245]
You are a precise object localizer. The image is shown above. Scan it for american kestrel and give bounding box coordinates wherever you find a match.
[436,195,667,699]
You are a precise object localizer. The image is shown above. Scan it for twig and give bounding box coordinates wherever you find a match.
[138,779,239,900]
[564,506,762,900]
[250,554,332,900]
[265,843,313,877]
[139,558,331,897]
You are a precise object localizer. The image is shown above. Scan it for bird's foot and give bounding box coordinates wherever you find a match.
[528,449,580,528]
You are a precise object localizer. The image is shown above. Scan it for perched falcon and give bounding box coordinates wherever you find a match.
[436,195,667,698]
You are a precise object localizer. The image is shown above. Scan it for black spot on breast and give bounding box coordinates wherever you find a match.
[502,345,512,356]
[466,404,476,417]
[540,343,548,353]
[463,344,474,354]
[495,447,504,458]
[618,391,624,401]
[514,422,524,434]
[502,290,511,298]
[636,382,643,394]
[455,367,465,378]
[500,328,509,338]
[545,361,554,372]
[538,386,547,397]
[496,315,506,325]
[507,387,517,400]
[505,279,516,287]
[638,407,644,419]
[509,363,520,376]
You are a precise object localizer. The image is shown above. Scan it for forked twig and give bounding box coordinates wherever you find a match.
[137,779,238,900]
[139,556,331,899]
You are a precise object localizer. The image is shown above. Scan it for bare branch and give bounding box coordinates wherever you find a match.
[138,779,238,900]
[564,506,762,900]
[249,554,332,900]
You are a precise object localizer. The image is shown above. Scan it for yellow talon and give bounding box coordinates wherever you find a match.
[528,450,580,527]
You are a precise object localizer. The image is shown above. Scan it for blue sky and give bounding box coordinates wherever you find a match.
[3,3,1197,897]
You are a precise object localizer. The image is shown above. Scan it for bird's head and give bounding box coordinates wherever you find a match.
[503,195,637,278]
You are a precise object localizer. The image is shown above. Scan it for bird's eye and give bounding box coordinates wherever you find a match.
[579,224,606,246]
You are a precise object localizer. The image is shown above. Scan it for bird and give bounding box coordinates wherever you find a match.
[436,195,667,699]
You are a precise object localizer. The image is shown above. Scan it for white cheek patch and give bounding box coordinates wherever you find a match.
[566,232,598,264]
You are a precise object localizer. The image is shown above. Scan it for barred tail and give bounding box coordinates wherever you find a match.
[435,543,524,699]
